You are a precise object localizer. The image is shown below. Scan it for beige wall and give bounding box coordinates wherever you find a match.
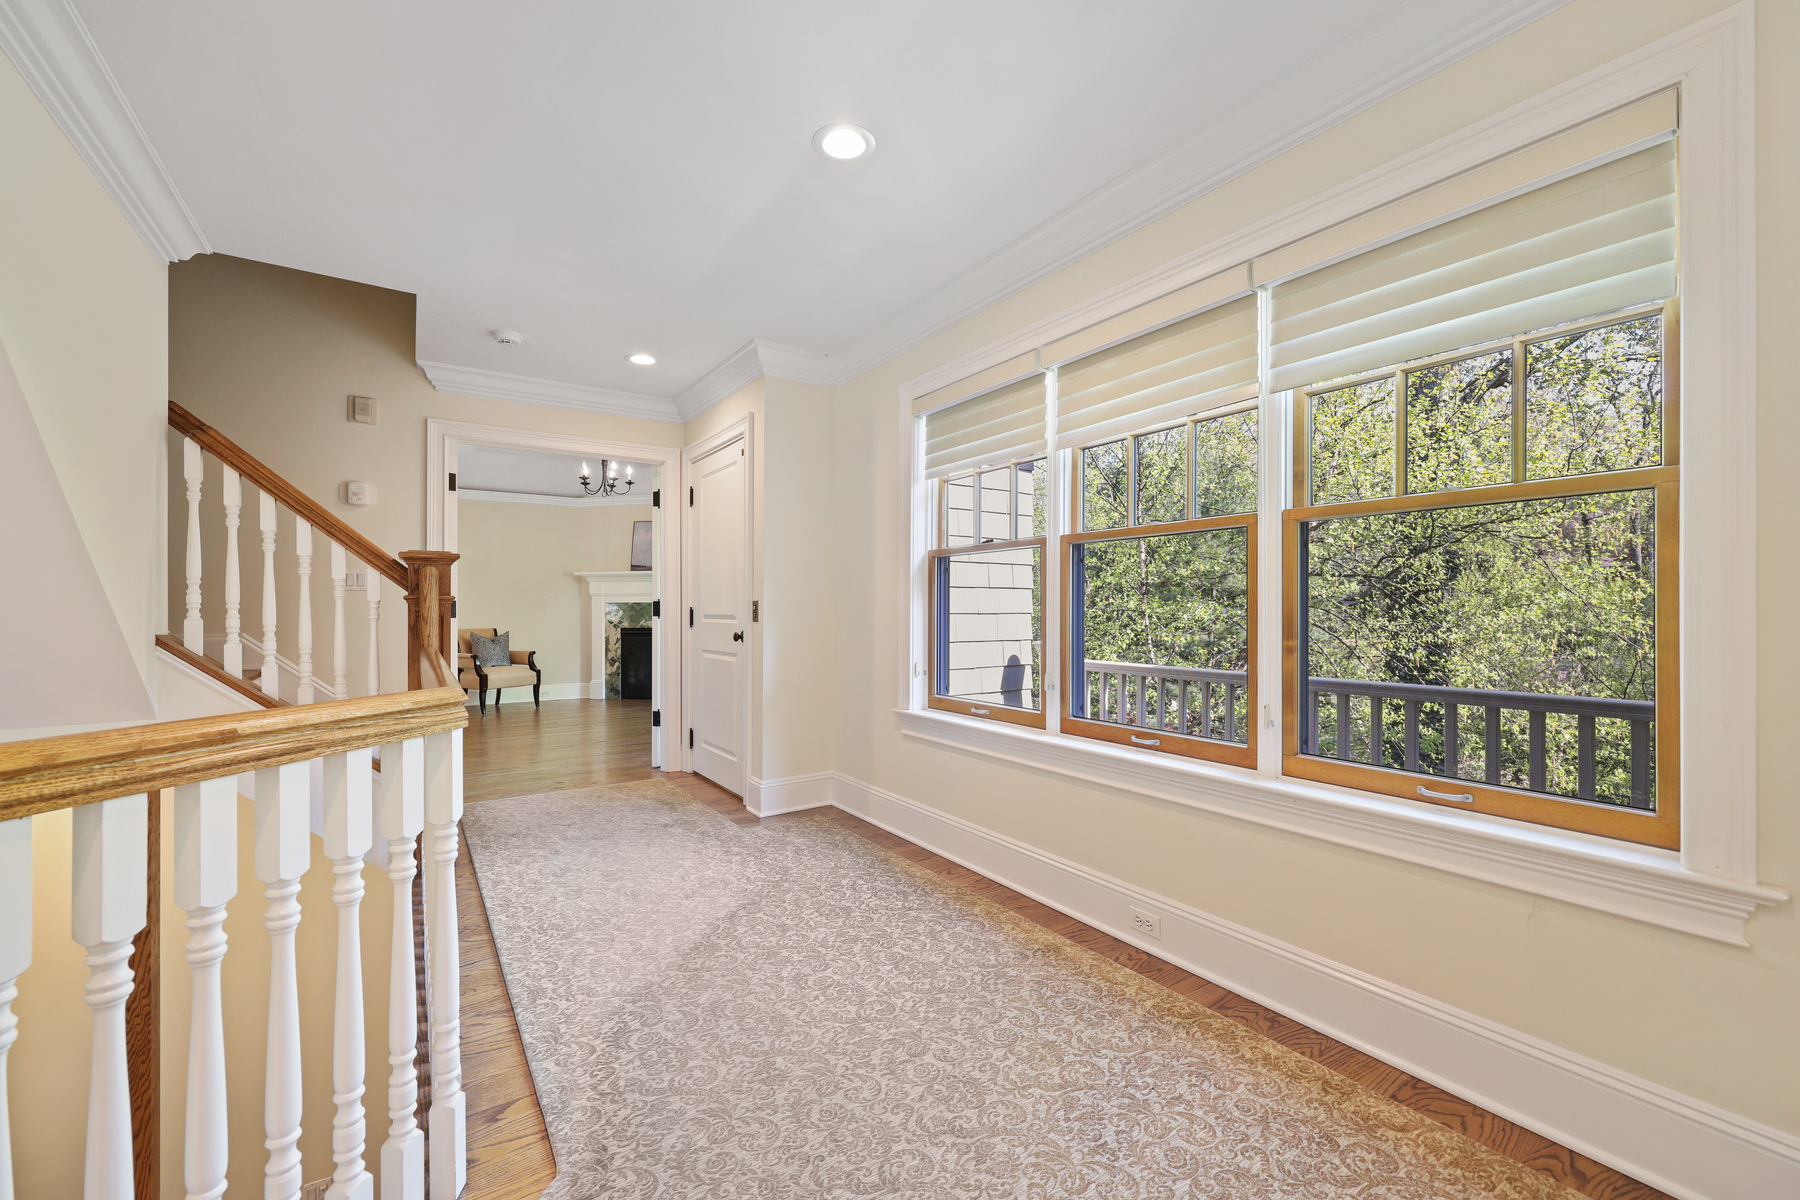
[0,51,165,732]
[0,47,172,1197]
[758,378,836,782]
[457,498,651,694]
[825,0,1800,1137]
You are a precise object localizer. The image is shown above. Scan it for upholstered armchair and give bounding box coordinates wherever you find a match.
[457,627,541,713]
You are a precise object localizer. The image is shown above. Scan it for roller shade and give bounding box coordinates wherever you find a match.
[923,374,1046,478]
[1268,139,1677,392]
[1054,295,1258,450]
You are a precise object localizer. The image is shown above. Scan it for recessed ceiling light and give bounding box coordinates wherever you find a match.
[813,123,875,162]
[627,352,656,366]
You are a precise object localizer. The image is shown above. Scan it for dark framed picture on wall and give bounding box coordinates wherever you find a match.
[630,520,652,570]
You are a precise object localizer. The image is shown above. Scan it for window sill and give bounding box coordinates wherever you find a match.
[894,708,1786,945]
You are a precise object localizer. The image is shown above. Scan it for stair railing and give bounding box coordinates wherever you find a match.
[0,686,469,1200]
[167,402,457,711]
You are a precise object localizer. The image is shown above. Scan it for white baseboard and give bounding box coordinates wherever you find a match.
[746,772,835,817]
[828,772,1800,1200]
[464,681,585,707]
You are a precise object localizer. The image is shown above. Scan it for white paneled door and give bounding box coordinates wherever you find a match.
[688,434,749,796]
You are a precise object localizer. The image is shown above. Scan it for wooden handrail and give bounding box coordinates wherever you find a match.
[169,401,410,590]
[0,687,468,821]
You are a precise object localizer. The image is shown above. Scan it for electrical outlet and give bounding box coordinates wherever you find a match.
[1129,906,1162,940]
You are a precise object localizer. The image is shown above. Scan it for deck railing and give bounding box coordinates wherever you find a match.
[1080,660,1653,807]
[1080,660,1249,744]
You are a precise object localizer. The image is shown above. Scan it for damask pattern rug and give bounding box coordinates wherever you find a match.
[461,780,1574,1199]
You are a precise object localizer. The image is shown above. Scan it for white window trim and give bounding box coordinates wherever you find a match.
[895,3,1784,944]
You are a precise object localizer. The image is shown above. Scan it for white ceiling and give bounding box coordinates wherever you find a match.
[457,445,655,502]
[56,0,1567,412]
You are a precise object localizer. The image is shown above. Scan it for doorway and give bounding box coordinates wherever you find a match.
[426,418,681,773]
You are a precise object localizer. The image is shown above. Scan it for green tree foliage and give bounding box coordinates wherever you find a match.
[1303,313,1664,806]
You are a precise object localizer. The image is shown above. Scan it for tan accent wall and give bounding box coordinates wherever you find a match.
[826,0,1800,1136]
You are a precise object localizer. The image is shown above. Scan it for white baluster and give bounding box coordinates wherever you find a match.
[331,544,349,701]
[254,761,310,1200]
[323,750,375,1200]
[424,730,466,1200]
[183,438,205,652]
[0,818,33,1200]
[379,740,425,1200]
[260,493,280,697]
[72,794,149,1200]
[296,520,315,705]
[222,466,244,676]
[366,572,382,698]
[175,777,238,1200]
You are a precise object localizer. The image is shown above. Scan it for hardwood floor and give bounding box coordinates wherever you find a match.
[463,698,654,803]
[455,699,1670,1200]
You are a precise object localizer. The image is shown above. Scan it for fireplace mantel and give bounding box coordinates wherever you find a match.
[575,571,655,698]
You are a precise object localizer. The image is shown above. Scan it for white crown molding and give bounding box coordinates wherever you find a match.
[0,0,209,262]
[418,359,681,423]
[831,771,1800,1200]
[802,0,1575,389]
[753,339,837,387]
[457,486,652,509]
[673,338,837,423]
[675,341,764,422]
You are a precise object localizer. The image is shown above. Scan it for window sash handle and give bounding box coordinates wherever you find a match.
[1130,735,1160,746]
[969,707,990,715]
[1417,784,1475,803]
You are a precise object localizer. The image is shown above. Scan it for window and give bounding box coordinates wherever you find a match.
[931,457,1047,726]
[1285,304,1677,847]
[1065,412,1259,765]
[908,93,1707,856]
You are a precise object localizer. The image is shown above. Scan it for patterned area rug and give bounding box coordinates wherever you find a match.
[461,780,1575,1199]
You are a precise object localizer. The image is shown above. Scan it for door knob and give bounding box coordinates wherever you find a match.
[733,630,744,642]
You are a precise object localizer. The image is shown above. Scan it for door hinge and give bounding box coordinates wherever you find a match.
[651,709,660,727]
[688,607,694,627]
[448,472,457,491]
[689,486,694,506]
[450,599,457,618]
[752,600,759,622]
[688,728,694,749]
[652,599,660,618]
[652,488,660,508]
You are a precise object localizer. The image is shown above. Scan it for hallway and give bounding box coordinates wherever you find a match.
[452,703,1669,1200]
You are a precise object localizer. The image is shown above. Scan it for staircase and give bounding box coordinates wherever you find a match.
[0,404,473,1200]
[165,401,459,708]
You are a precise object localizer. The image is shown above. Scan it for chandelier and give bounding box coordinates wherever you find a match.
[578,459,635,497]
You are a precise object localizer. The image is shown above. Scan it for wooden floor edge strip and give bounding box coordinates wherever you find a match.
[458,830,559,1200]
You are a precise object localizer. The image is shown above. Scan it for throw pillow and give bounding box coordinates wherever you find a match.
[470,631,511,668]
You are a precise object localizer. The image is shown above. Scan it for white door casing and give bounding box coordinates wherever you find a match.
[683,419,752,795]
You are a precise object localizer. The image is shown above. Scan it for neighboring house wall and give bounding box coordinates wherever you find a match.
[828,0,1800,1145]
[456,497,649,699]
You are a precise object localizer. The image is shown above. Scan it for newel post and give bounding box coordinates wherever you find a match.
[398,553,459,691]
